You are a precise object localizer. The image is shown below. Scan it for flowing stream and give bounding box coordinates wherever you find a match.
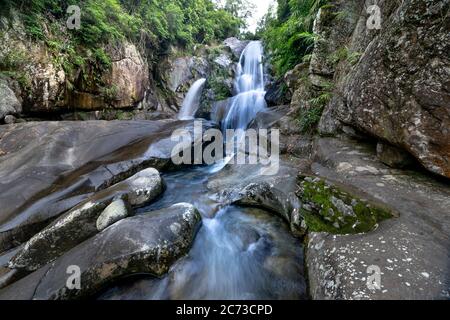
[101,41,306,300]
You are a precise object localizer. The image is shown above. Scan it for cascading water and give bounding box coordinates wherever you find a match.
[178,78,206,120]
[222,41,267,130]
[100,41,306,301]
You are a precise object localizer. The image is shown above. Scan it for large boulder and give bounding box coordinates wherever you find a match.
[232,182,293,223]
[0,119,216,252]
[162,56,209,109]
[0,203,202,300]
[223,37,249,60]
[0,79,22,121]
[9,169,163,272]
[318,0,450,178]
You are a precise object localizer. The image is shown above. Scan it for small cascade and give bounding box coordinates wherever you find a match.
[222,41,267,130]
[178,78,206,120]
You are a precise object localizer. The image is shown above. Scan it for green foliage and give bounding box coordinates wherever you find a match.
[297,80,333,133]
[2,0,243,59]
[329,46,362,66]
[258,0,327,76]
[0,0,244,93]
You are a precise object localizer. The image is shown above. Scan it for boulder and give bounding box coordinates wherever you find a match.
[223,37,249,60]
[297,176,393,235]
[96,198,132,232]
[0,119,216,252]
[9,168,163,272]
[0,203,202,300]
[0,79,21,120]
[232,182,293,223]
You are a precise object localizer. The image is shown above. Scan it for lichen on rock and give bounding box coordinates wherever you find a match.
[296,175,393,235]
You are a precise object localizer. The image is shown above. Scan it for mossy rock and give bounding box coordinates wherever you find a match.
[296,176,393,235]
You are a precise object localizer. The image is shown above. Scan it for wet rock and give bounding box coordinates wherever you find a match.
[284,63,309,94]
[96,198,132,232]
[9,169,163,272]
[376,142,414,169]
[264,79,291,107]
[318,0,450,178]
[0,203,202,300]
[0,120,216,252]
[232,182,293,223]
[163,56,209,109]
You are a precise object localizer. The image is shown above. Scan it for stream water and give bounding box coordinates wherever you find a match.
[100,41,307,300]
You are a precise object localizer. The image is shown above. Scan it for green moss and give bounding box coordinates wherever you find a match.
[297,176,393,235]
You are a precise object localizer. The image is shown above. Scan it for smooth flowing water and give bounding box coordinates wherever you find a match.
[223,41,267,131]
[178,78,206,120]
[100,41,306,300]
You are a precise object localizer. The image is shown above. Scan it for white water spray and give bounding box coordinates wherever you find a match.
[178,78,206,120]
[223,41,267,130]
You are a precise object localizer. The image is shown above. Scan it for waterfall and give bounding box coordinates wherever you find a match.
[178,78,206,120]
[223,41,267,130]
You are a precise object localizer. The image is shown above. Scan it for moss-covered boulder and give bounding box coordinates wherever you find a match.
[296,176,393,235]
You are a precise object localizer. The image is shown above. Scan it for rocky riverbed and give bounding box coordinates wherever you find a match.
[0,0,449,301]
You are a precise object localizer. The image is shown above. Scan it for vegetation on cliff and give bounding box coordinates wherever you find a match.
[258,0,326,76]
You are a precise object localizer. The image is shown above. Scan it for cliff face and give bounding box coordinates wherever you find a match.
[0,10,241,122]
[288,0,450,179]
[0,12,151,116]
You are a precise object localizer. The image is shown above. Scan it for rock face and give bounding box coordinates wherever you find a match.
[163,55,209,109]
[317,0,450,178]
[0,79,21,120]
[0,119,216,252]
[223,37,249,60]
[96,198,132,232]
[0,14,153,114]
[0,203,202,300]
[9,169,163,272]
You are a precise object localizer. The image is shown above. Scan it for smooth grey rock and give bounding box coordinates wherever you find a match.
[319,0,450,178]
[308,137,450,299]
[232,182,293,223]
[9,168,163,272]
[223,37,249,60]
[0,120,216,252]
[0,79,21,120]
[0,203,202,300]
[96,198,132,231]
